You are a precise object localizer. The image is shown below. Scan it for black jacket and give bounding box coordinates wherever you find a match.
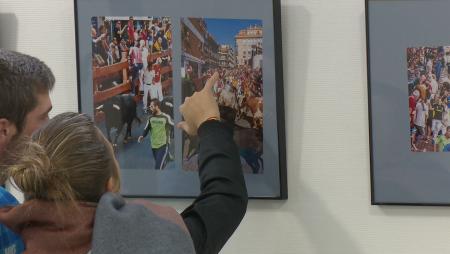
[182,120,248,254]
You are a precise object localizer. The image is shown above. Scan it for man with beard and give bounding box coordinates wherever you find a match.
[138,99,173,169]
[0,49,54,254]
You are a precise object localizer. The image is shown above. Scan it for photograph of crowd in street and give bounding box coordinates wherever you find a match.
[91,16,175,169]
[408,46,450,152]
[181,18,264,173]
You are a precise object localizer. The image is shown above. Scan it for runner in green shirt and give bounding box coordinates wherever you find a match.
[435,126,450,152]
[138,99,174,169]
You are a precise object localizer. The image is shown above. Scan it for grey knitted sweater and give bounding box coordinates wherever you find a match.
[91,193,195,254]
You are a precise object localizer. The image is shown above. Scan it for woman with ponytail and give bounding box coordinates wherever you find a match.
[0,112,194,254]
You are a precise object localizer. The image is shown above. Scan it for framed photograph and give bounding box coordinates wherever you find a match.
[74,0,287,199]
[367,0,450,205]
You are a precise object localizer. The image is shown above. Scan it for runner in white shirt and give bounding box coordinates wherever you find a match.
[143,63,156,111]
[414,100,429,139]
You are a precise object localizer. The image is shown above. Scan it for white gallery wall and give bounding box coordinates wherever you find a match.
[2,0,450,253]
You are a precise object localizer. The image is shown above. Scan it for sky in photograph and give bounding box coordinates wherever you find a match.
[204,18,262,50]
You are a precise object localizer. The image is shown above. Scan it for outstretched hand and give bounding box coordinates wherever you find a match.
[177,72,220,136]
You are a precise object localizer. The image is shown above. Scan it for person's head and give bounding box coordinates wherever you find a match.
[91,26,97,37]
[7,112,120,204]
[0,49,54,155]
[445,126,450,138]
[431,96,438,105]
[147,60,153,71]
[420,74,427,83]
[149,99,161,115]
[139,39,145,48]
[99,25,107,35]
[444,82,450,90]
[115,20,121,28]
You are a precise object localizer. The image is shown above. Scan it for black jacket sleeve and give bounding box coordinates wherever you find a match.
[181,120,248,254]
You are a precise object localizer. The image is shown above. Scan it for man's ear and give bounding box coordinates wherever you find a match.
[0,118,17,139]
[0,118,17,153]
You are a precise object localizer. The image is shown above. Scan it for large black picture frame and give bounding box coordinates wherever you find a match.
[366,0,450,205]
[74,0,287,199]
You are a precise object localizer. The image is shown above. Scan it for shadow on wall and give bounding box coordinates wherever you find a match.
[289,4,360,250]
[0,13,18,50]
[247,2,309,208]
[247,3,362,253]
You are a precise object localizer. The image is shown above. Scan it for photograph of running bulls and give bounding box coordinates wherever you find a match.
[91,16,174,170]
[181,17,264,174]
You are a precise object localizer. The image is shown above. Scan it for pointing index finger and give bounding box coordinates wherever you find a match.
[203,72,219,94]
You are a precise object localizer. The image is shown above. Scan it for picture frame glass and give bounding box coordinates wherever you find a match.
[367,0,450,205]
[75,0,286,198]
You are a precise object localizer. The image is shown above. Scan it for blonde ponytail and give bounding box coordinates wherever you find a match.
[7,140,76,202]
[3,112,120,204]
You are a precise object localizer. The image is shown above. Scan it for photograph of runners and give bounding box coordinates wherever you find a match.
[181,18,264,173]
[407,46,450,152]
[91,16,175,169]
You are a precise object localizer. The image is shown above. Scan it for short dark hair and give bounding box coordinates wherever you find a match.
[0,49,55,132]
[150,99,160,108]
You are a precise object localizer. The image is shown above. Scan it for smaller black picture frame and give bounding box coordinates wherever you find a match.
[366,0,450,205]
